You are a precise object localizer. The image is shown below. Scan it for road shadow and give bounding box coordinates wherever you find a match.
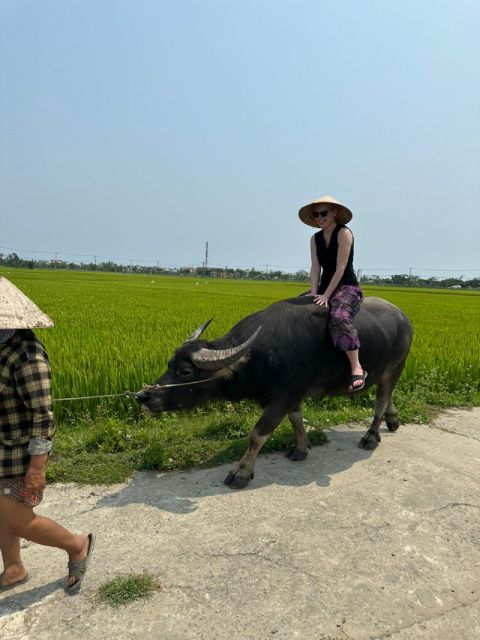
[93,425,398,515]
[0,578,64,618]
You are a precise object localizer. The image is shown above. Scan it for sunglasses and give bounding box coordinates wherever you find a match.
[312,210,331,218]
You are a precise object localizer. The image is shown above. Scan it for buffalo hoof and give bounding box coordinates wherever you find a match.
[358,431,381,450]
[286,447,308,461]
[385,416,400,432]
[224,470,254,490]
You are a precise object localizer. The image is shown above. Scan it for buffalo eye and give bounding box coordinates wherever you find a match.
[177,366,194,378]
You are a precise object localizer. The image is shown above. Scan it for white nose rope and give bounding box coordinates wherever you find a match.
[53,393,127,402]
[53,378,214,402]
[138,378,215,391]
[124,378,216,397]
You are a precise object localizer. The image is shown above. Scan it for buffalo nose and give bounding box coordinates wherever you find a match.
[135,390,149,403]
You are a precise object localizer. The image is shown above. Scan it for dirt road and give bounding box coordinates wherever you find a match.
[1,408,479,639]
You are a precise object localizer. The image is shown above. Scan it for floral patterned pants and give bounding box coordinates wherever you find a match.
[0,476,44,507]
[328,285,363,351]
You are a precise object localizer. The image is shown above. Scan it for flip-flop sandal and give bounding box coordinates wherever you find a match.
[0,574,29,593]
[66,532,96,594]
[348,370,368,393]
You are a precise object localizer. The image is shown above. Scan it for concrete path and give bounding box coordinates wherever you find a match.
[1,408,479,640]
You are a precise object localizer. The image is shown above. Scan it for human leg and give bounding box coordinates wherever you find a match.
[328,286,366,389]
[345,349,366,388]
[0,495,90,589]
[0,517,28,589]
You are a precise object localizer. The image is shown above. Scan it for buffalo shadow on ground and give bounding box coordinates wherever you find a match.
[91,424,398,515]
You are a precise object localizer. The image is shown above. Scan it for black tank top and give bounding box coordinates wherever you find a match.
[314,224,358,294]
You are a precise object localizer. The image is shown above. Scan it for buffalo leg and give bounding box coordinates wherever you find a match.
[358,385,388,449]
[224,402,289,489]
[385,397,400,432]
[359,359,406,449]
[286,405,310,461]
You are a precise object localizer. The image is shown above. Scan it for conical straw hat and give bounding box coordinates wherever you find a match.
[0,277,54,329]
[298,195,353,228]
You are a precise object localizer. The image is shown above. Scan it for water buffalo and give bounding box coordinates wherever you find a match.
[134,296,413,489]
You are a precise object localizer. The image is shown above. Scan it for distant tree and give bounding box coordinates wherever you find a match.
[391,274,410,286]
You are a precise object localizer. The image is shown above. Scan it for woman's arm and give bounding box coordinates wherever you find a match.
[309,235,321,295]
[315,228,353,305]
[14,352,55,497]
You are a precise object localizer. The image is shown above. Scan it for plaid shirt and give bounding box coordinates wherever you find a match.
[0,330,55,478]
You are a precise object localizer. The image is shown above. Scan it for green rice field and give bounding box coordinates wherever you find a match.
[2,267,478,483]
[2,268,480,421]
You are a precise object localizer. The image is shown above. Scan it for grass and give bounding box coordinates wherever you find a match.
[98,573,161,608]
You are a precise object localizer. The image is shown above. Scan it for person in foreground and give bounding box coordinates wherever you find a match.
[299,195,367,392]
[0,277,94,594]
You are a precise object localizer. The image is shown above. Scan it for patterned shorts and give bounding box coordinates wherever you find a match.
[0,476,44,508]
[328,285,363,351]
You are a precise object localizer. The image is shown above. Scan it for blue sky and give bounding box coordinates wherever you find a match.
[1,0,479,278]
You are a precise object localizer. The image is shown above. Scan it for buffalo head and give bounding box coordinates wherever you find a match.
[134,320,261,415]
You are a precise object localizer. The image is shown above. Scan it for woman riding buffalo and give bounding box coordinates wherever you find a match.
[299,195,367,392]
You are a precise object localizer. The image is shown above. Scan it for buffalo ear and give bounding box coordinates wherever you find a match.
[185,318,214,342]
[191,326,261,371]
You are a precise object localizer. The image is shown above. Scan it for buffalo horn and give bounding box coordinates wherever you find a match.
[191,326,262,371]
[185,318,214,342]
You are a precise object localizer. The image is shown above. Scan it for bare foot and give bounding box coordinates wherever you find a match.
[0,566,28,589]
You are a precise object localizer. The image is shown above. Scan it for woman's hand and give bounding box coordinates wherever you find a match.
[313,294,330,307]
[23,454,48,497]
[23,468,46,497]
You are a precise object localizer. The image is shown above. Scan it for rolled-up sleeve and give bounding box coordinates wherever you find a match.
[13,356,55,440]
[28,438,53,455]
